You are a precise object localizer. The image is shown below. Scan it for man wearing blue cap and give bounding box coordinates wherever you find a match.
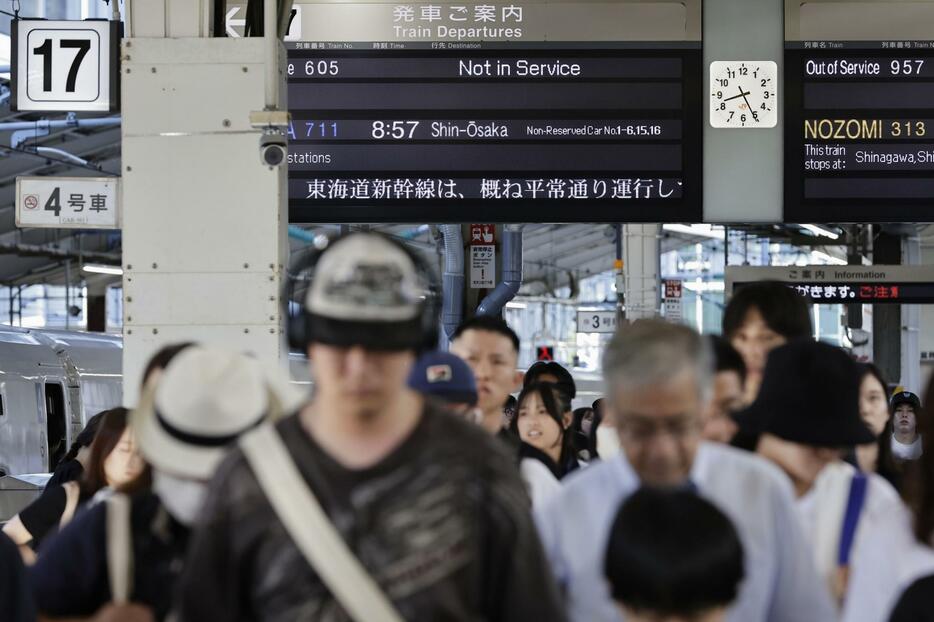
[407,351,479,420]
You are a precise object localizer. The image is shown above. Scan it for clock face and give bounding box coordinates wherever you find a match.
[709,61,778,128]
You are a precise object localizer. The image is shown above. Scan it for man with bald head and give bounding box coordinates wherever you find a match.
[534,319,835,622]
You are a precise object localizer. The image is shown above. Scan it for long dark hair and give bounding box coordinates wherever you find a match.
[906,373,934,544]
[857,364,899,480]
[571,407,602,459]
[80,407,131,495]
[60,411,106,464]
[510,382,577,475]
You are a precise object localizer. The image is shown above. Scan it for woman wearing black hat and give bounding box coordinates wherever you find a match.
[744,340,908,616]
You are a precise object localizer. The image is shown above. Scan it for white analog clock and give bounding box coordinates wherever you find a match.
[709,61,778,128]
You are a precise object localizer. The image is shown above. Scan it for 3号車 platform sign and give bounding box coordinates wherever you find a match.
[576,309,617,333]
[16,176,120,229]
[11,19,120,113]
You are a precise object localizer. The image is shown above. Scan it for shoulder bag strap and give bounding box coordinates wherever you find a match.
[105,493,134,604]
[837,472,869,567]
[59,481,80,527]
[240,424,405,622]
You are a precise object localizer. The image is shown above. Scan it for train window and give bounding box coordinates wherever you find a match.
[45,384,67,471]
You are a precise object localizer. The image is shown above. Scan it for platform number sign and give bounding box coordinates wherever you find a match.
[12,20,120,113]
[576,310,617,334]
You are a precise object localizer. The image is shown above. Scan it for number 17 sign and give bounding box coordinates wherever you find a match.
[12,19,120,112]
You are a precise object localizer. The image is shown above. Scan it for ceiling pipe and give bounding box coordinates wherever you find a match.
[438,225,464,339]
[1,116,121,136]
[476,224,523,317]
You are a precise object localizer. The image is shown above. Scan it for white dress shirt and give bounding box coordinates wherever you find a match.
[534,441,837,622]
[795,461,909,622]
[843,493,934,622]
[520,458,562,508]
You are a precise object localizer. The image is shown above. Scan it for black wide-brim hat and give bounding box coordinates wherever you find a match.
[734,339,875,447]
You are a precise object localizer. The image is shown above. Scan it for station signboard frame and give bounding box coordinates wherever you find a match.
[725,265,934,304]
[285,0,703,223]
[783,0,934,222]
[11,19,121,113]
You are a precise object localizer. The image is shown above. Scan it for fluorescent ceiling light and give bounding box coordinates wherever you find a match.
[801,224,840,240]
[810,251,848,266]
[505,301,527,309]
[683,281,725,292]
[82,264,123,276]
[662,224,725,240]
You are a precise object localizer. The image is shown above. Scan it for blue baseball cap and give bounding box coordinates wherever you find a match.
[408,351,477,406]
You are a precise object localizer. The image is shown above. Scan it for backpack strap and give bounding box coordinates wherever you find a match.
[240,424,404,622]
[59,481,80,528]
[105,493,134,604]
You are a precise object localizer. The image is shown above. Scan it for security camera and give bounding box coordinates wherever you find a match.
[259,130,287,167]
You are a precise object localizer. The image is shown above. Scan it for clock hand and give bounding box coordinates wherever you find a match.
[740,88,755,114]
[722,90,752,102]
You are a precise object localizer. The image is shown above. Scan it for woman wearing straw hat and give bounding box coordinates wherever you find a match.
[29,346,281,622]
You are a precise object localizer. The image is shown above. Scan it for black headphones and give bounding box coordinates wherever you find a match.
[283,232,441,352]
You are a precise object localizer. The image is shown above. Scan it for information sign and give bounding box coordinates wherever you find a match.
[470,244,495,288]
[16,176,120,229]
[726,265,934,304]
[286,2,702,222]
[12,19,120,113]
[470,224,495,245]
[785,40,934,221]
[662,279,683,322]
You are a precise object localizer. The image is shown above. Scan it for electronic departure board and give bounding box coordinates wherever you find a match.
[785,40,934,222]
[286,2,701,223]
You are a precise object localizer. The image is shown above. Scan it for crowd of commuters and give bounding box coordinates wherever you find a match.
[4,232,934,621]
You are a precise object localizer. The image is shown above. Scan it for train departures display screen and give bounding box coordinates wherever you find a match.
[785,41,934,222]
[286,3,701,223]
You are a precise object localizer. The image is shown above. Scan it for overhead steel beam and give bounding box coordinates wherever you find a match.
[523,230,611,261]
[0,128,121,184]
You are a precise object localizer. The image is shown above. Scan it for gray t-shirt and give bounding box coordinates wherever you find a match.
[177,404,566,622]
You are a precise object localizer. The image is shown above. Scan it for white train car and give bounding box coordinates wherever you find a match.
[0,325,605,477]
[0,327,122,476]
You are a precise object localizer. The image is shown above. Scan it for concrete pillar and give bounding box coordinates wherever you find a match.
[623,224,661,321]
[121,1,288,403]
[84,277,111,333]
[902,231,922,392]
[703,0,783,222]
[873,232,901,385]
